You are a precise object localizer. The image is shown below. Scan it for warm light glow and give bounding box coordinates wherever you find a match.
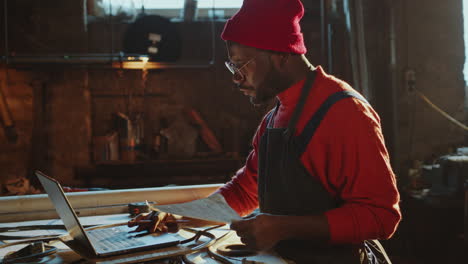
[118,62,146,69]
[113,61,164,70]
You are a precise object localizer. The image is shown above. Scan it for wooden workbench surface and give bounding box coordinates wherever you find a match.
[0,214,289,263]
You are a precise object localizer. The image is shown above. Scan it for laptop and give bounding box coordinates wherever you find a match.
[36,170,181,257]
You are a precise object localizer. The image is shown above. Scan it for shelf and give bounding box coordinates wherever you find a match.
[91,92,169,98]
[0,54,214,70]
[75,157,242,188]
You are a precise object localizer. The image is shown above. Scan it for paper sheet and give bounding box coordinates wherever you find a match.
[148,193,241,223]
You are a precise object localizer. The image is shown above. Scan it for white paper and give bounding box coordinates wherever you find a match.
[149,193,241,223]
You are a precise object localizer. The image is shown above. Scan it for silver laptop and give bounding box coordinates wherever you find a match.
[36,170,181,257]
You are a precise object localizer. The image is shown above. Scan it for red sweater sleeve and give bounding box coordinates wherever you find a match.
[305,99,401,244]
[216,114,269,216]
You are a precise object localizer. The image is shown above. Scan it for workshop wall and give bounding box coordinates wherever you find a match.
[0,0,466,192]
[0,67,36,195]
[394,0,466,180]
[326,0,467,183]
[0,0,273,189]
[0,0,92,192]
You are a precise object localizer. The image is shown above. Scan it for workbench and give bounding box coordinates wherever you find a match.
[0,213,289,264]
[0,184,289,263]
[75,158,242,189]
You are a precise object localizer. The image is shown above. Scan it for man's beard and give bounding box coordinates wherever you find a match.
[250,67,292,105]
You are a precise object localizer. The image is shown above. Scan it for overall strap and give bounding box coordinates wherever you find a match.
[295,90,369,155]
[284,70,317,139]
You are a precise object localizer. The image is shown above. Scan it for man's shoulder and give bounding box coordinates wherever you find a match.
[306,71,380,128]
[310,78,365,112]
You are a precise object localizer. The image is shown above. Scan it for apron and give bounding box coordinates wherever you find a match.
[257,70,391,264]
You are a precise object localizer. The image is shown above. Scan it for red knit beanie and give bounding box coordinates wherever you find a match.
[221,0,307,54]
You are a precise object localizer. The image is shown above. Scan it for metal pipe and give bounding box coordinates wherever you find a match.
[327,23,333,73]
[0,54,146,64]
[109,0,114,58]
[210,4,216,65]
[3,0,8,65]
[387,0,401,174]
[344,0,360,90]
[354,0,370,100]
[320,0,327,68]
[0,183,223,222]
[0,53,214,69]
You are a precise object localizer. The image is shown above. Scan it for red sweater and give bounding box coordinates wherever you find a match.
[218,66,401,244]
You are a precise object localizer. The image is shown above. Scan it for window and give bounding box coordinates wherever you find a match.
[197,0,244,9]
[97,0,243,20]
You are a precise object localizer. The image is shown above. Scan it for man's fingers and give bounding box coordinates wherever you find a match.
[134,225,149,232]
[242,214,257,220]
[148,212,165,233]
[150,220,158,233]
[128,211,182,234]
[166,222,179,233]
[128,211,157,227]
[129,220,153,225]
[230,220,241,230]
[230,219,250,232]
[147,211,158,219]
[235,229,247,238]
[128,213,146,226]
[240,236,256,250]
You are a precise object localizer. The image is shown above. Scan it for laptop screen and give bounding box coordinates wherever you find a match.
[36,171,95,252]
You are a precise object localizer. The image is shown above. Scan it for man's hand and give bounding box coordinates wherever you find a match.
[230,213,330,251]
[128,211,224,233]
[128,211,180,233]
[230,213,285,251]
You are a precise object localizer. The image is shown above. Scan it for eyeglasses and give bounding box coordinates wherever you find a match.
[225,56,257,78]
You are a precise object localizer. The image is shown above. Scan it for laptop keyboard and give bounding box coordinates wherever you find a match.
[87,226,146,252]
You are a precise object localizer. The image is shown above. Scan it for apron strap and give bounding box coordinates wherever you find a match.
[295,90,369,155]
[284,69,317,138]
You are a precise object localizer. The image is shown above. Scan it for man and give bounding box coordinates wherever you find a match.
[132,0,401,263]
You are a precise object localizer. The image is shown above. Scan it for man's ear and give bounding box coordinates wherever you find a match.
[271,53,290,71]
